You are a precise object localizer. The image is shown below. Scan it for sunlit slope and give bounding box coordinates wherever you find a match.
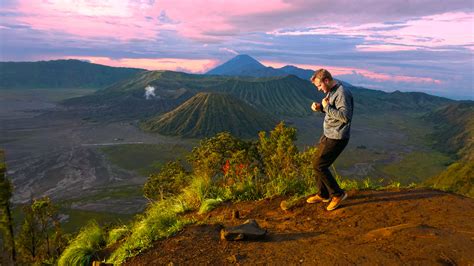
[424,101,474,197]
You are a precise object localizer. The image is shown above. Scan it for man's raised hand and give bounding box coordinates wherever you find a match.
[322,97,329,109]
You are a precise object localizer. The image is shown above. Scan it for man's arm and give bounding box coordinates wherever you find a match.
[323,91,352,123]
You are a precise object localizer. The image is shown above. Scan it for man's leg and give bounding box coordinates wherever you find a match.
[313,136,349,197]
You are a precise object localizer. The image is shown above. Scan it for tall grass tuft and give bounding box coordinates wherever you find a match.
[107,199,193,264]
[57,221,105,266]
[107,225,130,247]
[198,198,223,214]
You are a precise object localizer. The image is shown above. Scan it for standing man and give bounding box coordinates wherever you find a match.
[307,69,353,211]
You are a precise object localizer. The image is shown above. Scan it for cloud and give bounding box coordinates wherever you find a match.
[219,48,239,55]
[268,12,474,52]
[49,56,219,73]
[262,60,442,84]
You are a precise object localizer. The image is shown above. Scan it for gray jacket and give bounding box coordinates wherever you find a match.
[322,82,353,139]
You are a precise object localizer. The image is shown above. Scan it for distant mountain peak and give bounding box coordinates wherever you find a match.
[226,54,265,67]
[233,54,257,60]
[206,54,266,76]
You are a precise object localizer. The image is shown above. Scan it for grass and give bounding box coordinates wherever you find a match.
[57,221,105,266]
[107,226,130,247]
[100,143,191,176]
[198,198,224,214]
[107,199,195,264]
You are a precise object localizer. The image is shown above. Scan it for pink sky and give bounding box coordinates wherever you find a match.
[10,1,472,48]
[58,56,219,73]
[262,61,442,85]
[13,0,292,41]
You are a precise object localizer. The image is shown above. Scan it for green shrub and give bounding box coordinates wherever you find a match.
[228,176,263,201]
[258,121,299,180]
[57,221,105,266]
[187,132,254,180]
[143,160,189,201]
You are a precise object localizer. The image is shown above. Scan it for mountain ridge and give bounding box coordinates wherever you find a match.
[0,59,145,89]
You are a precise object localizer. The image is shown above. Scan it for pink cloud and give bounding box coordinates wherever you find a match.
[8,0,473,49]
[11,2,155,40]
[269,12,474,52]
[10,0,291,41]
[51,56,219,73]
[355,44,418,52]
[262,60,442,84]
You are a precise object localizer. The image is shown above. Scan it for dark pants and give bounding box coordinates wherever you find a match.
[313,135,349,198]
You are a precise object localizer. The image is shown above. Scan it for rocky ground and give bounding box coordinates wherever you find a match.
[126,189,474,265]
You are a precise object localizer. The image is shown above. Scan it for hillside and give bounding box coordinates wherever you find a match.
[351,87,453,113]
[0,59,145,89]
[424,101,474,197]
[427,161,474,198]
[205,74,319,116]
[125,189,474,265]
[63,71,321,119]
[141,92,277,138]
[424,101,474,160]
[63,69,453,122]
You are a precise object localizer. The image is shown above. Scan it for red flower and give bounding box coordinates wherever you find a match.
[222,160,230,175]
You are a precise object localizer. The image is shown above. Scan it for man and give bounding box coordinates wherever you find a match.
[307,69,353,211]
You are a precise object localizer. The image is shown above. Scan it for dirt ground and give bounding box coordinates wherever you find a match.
[126,189,474,265]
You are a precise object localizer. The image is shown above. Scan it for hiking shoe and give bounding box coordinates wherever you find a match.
[326,192,348,211]
[306,194,331,204]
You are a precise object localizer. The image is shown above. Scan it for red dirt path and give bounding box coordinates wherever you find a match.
[125,189,474,265]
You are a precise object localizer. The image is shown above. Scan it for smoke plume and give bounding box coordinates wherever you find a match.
[144,85,156,100]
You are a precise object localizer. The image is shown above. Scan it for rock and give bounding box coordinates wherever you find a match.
[220,219,267,241]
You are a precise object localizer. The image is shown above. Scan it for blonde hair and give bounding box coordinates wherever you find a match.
[311,69,333,82]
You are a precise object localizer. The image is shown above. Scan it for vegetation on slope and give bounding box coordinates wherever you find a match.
[424,102,474,160]
[426,161,474,198]
[141,92,278,138]
[58,122,412,264]
[424,101,474,197]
